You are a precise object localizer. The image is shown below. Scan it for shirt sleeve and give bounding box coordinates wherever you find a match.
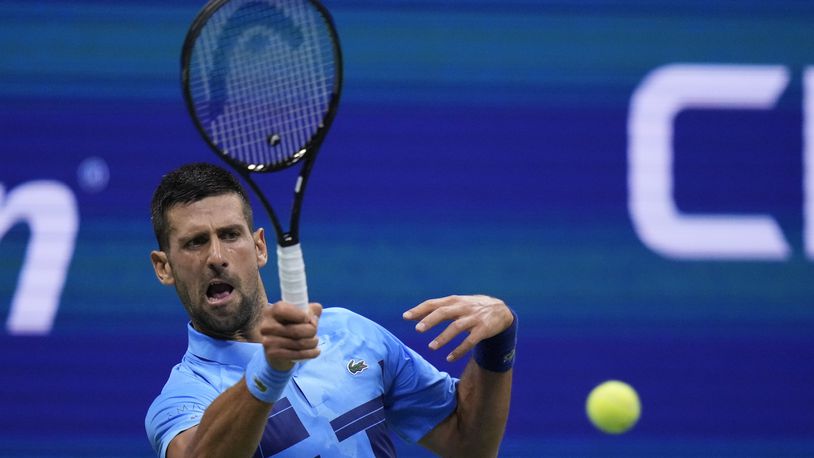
[377,325,459,443]
[144,366,220,458]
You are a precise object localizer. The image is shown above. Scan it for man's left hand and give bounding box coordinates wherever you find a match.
[403,295,513,362]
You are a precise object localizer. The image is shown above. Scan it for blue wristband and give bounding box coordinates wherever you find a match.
[245,348,293,404]
[474,309,517,372]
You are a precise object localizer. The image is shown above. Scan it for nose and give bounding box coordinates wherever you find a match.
[207,238,228,269]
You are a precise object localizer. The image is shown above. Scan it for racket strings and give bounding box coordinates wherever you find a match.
[216,17,330,164]
[188,0,337,169]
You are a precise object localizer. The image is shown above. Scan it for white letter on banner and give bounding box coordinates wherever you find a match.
[805,67,814,259]
[628,64,790,260]
[0,181,78,334]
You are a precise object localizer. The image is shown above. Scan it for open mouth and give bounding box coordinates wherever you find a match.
[206,281,234,303]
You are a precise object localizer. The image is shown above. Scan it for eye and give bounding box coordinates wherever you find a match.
[221,229,241,241]
[185,235,208,249]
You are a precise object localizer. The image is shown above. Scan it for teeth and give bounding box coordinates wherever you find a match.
[207,282,233,298]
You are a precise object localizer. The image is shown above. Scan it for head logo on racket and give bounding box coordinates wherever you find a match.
[182,0,343,310]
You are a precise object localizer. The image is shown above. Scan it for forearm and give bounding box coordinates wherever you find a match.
[184,378,272,458]
[459,361,513,454]
[412,300,517,457]
[167,302,320,458]
[424,360,513,457]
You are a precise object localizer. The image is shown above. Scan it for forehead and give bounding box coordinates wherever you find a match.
[166,194,249,235]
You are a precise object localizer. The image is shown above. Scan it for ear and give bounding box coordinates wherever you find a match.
[150,250,175,285]
[254,228,268,267]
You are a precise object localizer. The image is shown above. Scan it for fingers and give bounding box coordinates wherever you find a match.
[402,296,458,320]
[270,301,318,324]
[404,295,512,362]
[447,334,481,362]
[413,302,469,334]
[261,301,322,365]
[425,315,487,362]
[402,295,458,321]
[309,302,323,321]
[268,339,319,354]
[426,315,475,349]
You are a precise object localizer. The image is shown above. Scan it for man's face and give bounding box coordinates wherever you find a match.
[151,194,268,339]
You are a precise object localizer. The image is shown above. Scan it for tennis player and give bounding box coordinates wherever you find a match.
[145,163,517,457]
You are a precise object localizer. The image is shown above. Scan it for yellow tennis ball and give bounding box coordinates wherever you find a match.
[586,380,641,434]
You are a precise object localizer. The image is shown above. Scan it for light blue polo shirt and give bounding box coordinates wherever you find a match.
[145,307,458,457]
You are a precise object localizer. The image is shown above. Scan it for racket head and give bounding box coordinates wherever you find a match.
[181,0,343,173]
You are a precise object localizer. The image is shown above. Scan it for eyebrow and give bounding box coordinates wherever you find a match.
[173,223,247,241]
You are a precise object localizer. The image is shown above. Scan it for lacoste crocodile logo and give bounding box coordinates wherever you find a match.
[347,359,368,375]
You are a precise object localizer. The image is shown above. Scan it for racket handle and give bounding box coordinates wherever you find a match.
[277,243,309,310]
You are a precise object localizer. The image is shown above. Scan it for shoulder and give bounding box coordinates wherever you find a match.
[317,307,407,358]
[320,307,386,335]
[145,353,226,424]
[320,306,368,321]
[147,361,219,414]
[144,363,217,456]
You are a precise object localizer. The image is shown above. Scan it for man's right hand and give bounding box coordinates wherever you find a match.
[260,301,322,371]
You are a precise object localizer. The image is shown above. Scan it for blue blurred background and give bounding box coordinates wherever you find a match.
[1,1,813,456]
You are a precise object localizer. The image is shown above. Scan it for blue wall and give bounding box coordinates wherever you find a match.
[1,1,813,456]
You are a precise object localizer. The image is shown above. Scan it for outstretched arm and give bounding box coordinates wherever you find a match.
[403,295,516,457]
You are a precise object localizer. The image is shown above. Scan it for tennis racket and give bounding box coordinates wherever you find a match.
[181,0,342,309]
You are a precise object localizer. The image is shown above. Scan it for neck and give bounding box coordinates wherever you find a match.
[190,319,261,342]
[191,304,265,343]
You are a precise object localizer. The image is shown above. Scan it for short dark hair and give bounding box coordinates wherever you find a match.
[151,163,253,250]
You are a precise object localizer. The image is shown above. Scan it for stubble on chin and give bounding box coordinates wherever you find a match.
[181,285,263,340]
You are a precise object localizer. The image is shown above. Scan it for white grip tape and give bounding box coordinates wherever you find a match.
[277,243,308,309]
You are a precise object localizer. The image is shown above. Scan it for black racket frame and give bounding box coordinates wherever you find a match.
[180,0,343,247]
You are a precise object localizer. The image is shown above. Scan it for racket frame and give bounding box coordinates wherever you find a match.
[180,0,344,248]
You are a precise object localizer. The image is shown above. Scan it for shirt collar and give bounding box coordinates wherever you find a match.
[186,322,260,367]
